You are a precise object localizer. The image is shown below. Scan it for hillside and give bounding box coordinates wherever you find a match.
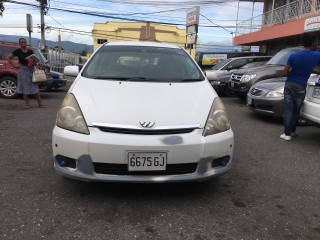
[0,34,93,53]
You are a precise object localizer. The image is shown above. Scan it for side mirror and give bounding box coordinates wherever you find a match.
[64,65,79,77]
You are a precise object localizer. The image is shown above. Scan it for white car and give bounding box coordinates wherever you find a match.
[52,41,234,183]
[301,74,320,127]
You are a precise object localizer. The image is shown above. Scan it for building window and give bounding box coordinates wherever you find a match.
[97,39,108,44]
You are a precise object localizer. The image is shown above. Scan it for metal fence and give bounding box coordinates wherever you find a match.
[43,47,83,82]
[236,0,320,36]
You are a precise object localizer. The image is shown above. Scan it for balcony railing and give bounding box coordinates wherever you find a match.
[236,0,320,36]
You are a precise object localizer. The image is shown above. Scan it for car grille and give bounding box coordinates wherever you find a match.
[231,73,243,82]
[93,163,198,175]
[249,87,267,96]
[97,127,196,135]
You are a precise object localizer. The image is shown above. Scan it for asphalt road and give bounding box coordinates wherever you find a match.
[0,87,319,240]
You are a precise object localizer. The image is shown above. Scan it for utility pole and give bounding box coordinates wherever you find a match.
[58,29,61,52]
[40,0,47,50]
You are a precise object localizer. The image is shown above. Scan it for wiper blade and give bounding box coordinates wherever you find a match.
[89,76,125,80]
[124,77,148,81]
[177,78,203,82]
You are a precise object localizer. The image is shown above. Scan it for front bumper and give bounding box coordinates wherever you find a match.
[209,81,226,93]
[246,94,284,118]
[52,78,67,89]
[228,81,250,95]
[52,126,234,182]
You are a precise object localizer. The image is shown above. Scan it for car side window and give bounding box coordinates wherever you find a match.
[2,46,18,60]
[223,59,248,70]
[0,47,4,60]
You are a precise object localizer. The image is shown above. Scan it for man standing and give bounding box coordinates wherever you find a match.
[281,32,320,141]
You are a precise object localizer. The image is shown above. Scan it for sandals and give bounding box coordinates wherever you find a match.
[38,104,45,108]
[24,104,30,109]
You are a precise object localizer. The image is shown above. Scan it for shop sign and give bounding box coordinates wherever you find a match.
[304,16,320,32]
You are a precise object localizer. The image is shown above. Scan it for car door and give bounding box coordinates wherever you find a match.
[0,46,6,74]
[2,46,19,73]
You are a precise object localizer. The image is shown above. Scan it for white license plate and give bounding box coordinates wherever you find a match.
[230,82,235,88]
[128,152,167,171]
[247,97,252,105]
[312,87,320,99]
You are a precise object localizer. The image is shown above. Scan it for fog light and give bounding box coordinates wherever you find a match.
[219,156,230,166]
[56,156,67,166]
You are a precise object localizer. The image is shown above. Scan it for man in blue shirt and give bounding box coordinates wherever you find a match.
[281,32,320,141]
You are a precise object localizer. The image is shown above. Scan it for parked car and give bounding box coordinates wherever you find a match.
[300,74,320,127]
[195,51,267,71]
[247,77,286,118]
[0,42,62,98]
[53,41,234,183]
[206,56,271,96]
[42,70,66,91]
[228,47,302,97]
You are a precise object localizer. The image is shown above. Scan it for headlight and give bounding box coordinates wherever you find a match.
[59,74,65,79]
[266,87,284,98]
[56,93,89,134]
[210,81,220,85]
[241,74,256,82]
[203,97,231,136]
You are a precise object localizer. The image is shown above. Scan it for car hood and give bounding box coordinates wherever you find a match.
[233,64,284,75]
[253,77,286,90]
[70,77,216,128]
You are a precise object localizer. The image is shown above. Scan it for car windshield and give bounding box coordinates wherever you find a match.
[82,45,204,82]
[210,59,232,70]
[266,48,301,66]
[31,48,47,63]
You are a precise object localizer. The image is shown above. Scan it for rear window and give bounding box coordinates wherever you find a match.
[82,45,203,82]
[1,46,18,60]
[31,48,47,63]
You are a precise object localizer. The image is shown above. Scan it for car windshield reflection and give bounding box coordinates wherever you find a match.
[82,45,203,82]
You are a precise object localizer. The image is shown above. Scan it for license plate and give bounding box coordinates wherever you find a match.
[128,152,167,171]
[247,97,252,105]
[230,82,235,88]
[312,87,320,99]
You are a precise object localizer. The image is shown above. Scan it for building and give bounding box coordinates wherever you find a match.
[234,0,320,55]
[92,22,195,57]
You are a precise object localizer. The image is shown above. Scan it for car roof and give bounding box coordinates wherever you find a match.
[103,41,181,49]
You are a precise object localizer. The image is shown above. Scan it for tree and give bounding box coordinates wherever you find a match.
[80,50,88,56]
[0,1,4,17]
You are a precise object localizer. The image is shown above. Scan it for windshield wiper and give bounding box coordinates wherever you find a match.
[177,78,203,82]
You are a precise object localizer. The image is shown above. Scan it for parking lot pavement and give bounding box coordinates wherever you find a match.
[0,92,319,240]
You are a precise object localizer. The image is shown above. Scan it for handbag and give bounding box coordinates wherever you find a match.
[32,68,47,83]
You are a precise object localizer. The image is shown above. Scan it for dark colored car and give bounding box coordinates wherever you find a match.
[42,70,66,91]
[207,57,270,97]
[0,42,66,98]
[246,77,286,118]
[228,47,302,97]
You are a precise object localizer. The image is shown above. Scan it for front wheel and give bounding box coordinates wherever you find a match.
[0,77,19,99]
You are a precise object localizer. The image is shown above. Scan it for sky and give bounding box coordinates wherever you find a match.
[0,0,264,51]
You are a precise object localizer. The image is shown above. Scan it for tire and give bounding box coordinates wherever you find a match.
[224,86,238,97]
[0,76,19,99]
